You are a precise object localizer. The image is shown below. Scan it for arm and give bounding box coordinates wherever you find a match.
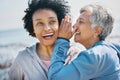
[5,55,25,80]
[8,62,24,80]
[48,38,97,80]
[64,45,82,65]
[48,16,97,80]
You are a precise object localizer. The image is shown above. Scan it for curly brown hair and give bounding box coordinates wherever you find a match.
[23,0,70,37]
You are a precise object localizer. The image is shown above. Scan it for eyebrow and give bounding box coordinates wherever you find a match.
[80,18,84,20]
[77,18,84,21]
[34,17,57,21]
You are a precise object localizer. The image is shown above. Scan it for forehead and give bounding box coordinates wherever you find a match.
[79,11,92,20]
[32,9,57,20]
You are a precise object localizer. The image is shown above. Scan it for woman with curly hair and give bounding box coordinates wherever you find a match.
[6,0,70,80]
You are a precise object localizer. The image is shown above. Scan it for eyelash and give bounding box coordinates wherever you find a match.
[49,20,56,24]
[36,22,43,26]
[79,21,84,24]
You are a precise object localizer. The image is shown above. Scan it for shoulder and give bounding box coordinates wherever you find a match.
[14,44,36,65]
[79,41,119,64]
[77,43,114,63]
[91,41,119,57]
[8,45,36,75]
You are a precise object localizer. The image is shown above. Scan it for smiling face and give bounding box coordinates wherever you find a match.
[74,11,95,46]
[32,9,59,46]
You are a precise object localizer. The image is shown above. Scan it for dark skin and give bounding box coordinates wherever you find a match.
[32,9,59,60]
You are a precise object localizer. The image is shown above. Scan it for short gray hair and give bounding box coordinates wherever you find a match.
[80,4,114,40]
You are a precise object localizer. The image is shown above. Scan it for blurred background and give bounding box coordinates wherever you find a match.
[0,0,120,79]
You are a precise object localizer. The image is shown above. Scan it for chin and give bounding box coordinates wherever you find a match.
[74,37,79,42]
[75,40,79,43]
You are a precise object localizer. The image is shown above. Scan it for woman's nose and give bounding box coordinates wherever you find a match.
[44,25,51,30]
[73,23,78,29]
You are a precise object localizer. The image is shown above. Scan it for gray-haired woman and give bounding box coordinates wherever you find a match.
[48,4,120,80]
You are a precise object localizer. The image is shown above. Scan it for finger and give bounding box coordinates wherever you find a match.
[72,25,77,34]
[69,22,72,32]
[62,16,69,30]
[68,16,72,31]
[60,18,65,31]
[64,16,69,30]
[65,16,72,30]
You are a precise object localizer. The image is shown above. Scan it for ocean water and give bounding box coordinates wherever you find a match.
[0,18,120,79]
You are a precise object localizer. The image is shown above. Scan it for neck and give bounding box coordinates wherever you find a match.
[83,38,99,49]
[37,43,54,61]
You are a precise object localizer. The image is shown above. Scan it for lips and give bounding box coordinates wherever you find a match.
[42,33,54,39]
[75,32,80,35]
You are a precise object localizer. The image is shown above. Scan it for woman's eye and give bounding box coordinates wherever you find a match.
[79,21,84,23]
[36,22,44,26]
[49,20,56,24]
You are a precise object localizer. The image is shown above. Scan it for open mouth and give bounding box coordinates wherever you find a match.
[42,33,54,39]
[75,32,80,35]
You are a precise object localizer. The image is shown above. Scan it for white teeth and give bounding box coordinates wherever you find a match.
[42,33,54,37]
[75,32,80,35]
[76,32,80,34]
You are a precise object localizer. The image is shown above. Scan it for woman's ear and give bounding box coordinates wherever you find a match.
[94,26,103,36]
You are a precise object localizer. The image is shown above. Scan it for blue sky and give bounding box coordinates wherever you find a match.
[0,0,120,31]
